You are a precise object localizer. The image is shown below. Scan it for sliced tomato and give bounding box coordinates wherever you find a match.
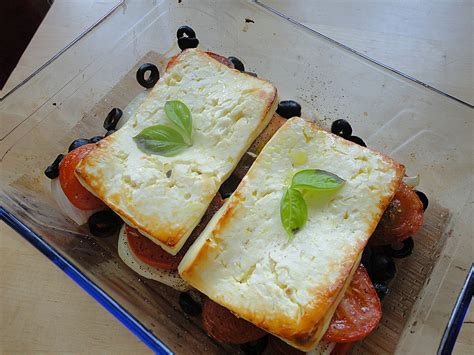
[371,182,424,245]
[202,298,267,344]
[59,144,105,210]
[167,52,234,70]
[206,52,234,68]
[126,194,224,270]
[323,265,382,343]
[126,225,182,270]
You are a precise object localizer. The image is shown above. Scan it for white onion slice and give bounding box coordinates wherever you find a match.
[403,174,420,188]
[117,225,191,292]
[51,179,100,225]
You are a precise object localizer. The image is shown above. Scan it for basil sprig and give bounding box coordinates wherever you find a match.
[280,187,307,239]
[164,100,193,145]
[134,100,193,156]
[280,169,345,239]
[292,169,345,190]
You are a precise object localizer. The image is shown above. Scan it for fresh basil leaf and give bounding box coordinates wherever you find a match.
[291,169,345,191]
[133,125,188,157]
[164,100,192,145]
[280,187,308,239]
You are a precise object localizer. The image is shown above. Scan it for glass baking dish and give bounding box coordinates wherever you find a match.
[0,1,472,353]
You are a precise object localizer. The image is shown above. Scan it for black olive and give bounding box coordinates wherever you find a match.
[369,254,396,282]
[331,119,352,138]
[244,71,257,77]
[176,25,196,39]
[44,154,64,179]
[103,108,123,131]
[68,138,90,152]
[373,282,390,300]
[178,292,202,316]
[240,335,268,355]
[88,210,122,237]
[415,190,429,211]
[178,36,199,51]
[276,100,302,119]
[105,129,116,137]
[228,56,245,71]
[348,135,367,147]
[219,175,241,199]
[89,135,103,143]
[136,63,160,89]
[384,237,414,258]
[361,246,372,269]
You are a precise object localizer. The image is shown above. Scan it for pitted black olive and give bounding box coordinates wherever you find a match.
[219,175,241,199]
[369,254,396,282]
[240,335,269,355]
[136,63,160,89]
[44,154,64,179]
[88,210,122,237]
[89,135,103,143]
[105,129,116,137]
[384,237,414,259]
[415,190,429,211]
[348,135,367,147]
[373,282,390,300]
[179,292,202,316]
[103,108,123,131]
[177,25,196,39]
[331,119,353,138]
[276,100,302,119]
[68,138,90,152]
[228,56,245,71]
[178,36,199,51]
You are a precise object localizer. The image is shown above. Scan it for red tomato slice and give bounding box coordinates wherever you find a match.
[206,52,234,68]
[167,52,234,70]
[126,225,182,270]
[126,194,224,270]
[323,265,382,343]
[202,298,267,344]
[59,144,105,210]
[371,182,424,245]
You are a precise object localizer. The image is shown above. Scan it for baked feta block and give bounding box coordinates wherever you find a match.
[76,49,277,255]
[179,117,404,350]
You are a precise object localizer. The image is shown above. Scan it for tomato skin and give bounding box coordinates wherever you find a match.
[59,144,105,210]
[323,265,382,343]
[126,194,224,270]
[126,225,181,270]
[205,52,234,68]
[167,51,234,70]
[202,298,267,344]
[371,182,424,245]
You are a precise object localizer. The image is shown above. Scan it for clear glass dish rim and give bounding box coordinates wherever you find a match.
[0,206,172,354]
[2,206,471,353]
[1,1,472,352]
